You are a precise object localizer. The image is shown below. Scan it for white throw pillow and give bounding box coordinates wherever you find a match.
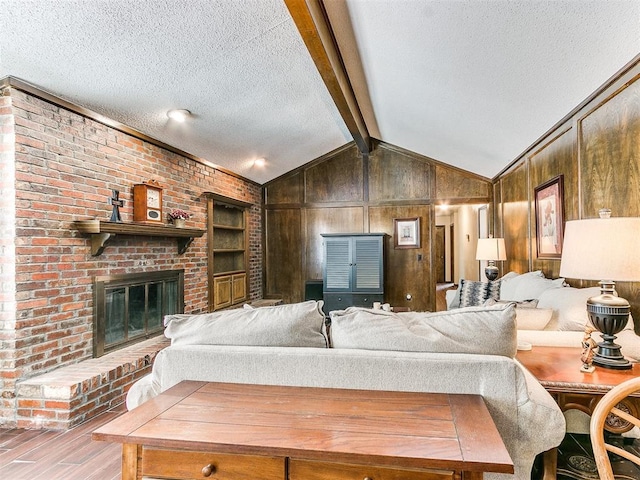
[537,287,600,331]
[500,271,565,301]
[515,308,554,330]
[501,271,520,282]
[499,271,543,300]
[538,287,635,332]
[164,300,328,347]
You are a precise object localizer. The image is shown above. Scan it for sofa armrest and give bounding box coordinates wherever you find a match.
[515,361,566,455]
[445,287,460,309]
[126,373,161,410]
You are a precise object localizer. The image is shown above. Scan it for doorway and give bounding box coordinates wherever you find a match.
[435,225,446,283]
[435,204,489,303]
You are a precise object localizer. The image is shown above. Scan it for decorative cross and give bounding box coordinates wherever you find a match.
[109,189,124,222]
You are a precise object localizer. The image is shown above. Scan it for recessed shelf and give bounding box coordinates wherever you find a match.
[73,220,206,256]
[213,269,245,277]
[212,224,245,231]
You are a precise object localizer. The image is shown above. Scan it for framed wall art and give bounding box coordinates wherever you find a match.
[394,217,420,249]
[534,175,564,258]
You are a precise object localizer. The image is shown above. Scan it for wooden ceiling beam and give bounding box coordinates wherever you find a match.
[284,0,371,154]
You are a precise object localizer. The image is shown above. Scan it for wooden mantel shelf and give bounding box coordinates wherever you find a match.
[73,220,206,256]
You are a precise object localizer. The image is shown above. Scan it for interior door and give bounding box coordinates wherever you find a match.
[435,226,446,283]
[449,224,455,282]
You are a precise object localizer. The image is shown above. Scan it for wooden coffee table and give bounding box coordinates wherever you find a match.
[517,346,640,480]
[92,381,513,480]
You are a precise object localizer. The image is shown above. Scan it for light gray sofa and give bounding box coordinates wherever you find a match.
[126,301,565,480]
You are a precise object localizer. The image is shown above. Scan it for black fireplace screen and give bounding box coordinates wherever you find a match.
[94,270,184,357]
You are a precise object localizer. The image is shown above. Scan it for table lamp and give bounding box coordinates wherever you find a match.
[476,237,507,281]
[559,209,640,369]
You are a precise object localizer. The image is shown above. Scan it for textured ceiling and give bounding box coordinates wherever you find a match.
[0,0,351,184]
[1,1,639,184]
[326,0,640,177]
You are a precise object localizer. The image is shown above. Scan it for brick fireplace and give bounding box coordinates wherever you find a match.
[0,84,263,429]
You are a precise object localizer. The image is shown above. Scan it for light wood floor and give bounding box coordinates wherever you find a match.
[0,405,125,480]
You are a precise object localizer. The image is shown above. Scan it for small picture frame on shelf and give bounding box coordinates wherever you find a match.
[394,217,420,249]
[534,174,564,258]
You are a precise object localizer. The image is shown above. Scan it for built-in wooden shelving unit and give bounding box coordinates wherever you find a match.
[204,193,253,311]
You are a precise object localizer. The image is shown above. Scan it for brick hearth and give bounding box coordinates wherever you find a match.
[14,336,168,429]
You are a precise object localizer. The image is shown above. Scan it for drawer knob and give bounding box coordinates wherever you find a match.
[363,477,373,480]
[202,463,216,477]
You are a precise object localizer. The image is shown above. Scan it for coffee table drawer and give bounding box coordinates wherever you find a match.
[289,459,454,480]
[143,448,284,479]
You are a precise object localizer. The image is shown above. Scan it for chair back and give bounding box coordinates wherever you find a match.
[589,376,640,479]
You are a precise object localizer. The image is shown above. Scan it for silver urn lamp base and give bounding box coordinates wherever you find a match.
[588,282,631,370]
[484,261,499,281]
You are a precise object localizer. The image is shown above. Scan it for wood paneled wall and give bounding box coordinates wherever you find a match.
[494,57,640,332]
[264,140,492,312]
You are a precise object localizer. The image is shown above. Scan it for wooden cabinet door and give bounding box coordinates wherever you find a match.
[213,276,232,310]
[232,273,247,304]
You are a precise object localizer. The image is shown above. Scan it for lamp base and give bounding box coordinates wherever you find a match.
[588,284,632,370]
[484,265,499,281]
[592,342,631,370]
[592,328,631,369]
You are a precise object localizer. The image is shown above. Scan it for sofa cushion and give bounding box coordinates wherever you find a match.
[484,298,552,330]
[484,298,539,309]
[500,271,565,301]
[537,286,604,331]
[164,300,328,347]
[329,304,517,357]
[499,271,542,300]
[459,279,501,307]
[514,308,554,330]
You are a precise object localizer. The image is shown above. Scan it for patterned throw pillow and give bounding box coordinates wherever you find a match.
[459,279,501,307]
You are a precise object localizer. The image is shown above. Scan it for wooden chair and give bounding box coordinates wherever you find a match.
[590,376,640,479]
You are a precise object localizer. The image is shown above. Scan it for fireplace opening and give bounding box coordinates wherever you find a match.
[94,270,184,357]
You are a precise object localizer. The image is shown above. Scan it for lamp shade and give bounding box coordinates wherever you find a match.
[476,238,507,261]
[559,217,640,281]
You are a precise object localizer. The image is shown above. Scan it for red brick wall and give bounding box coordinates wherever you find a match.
[0,93,18,426]
[0,88,262,427]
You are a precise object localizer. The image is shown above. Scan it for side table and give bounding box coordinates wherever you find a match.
[517,346,640,479]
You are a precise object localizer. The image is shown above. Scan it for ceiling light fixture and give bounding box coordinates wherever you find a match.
[167,109,191,122]
[253,158,266,167]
